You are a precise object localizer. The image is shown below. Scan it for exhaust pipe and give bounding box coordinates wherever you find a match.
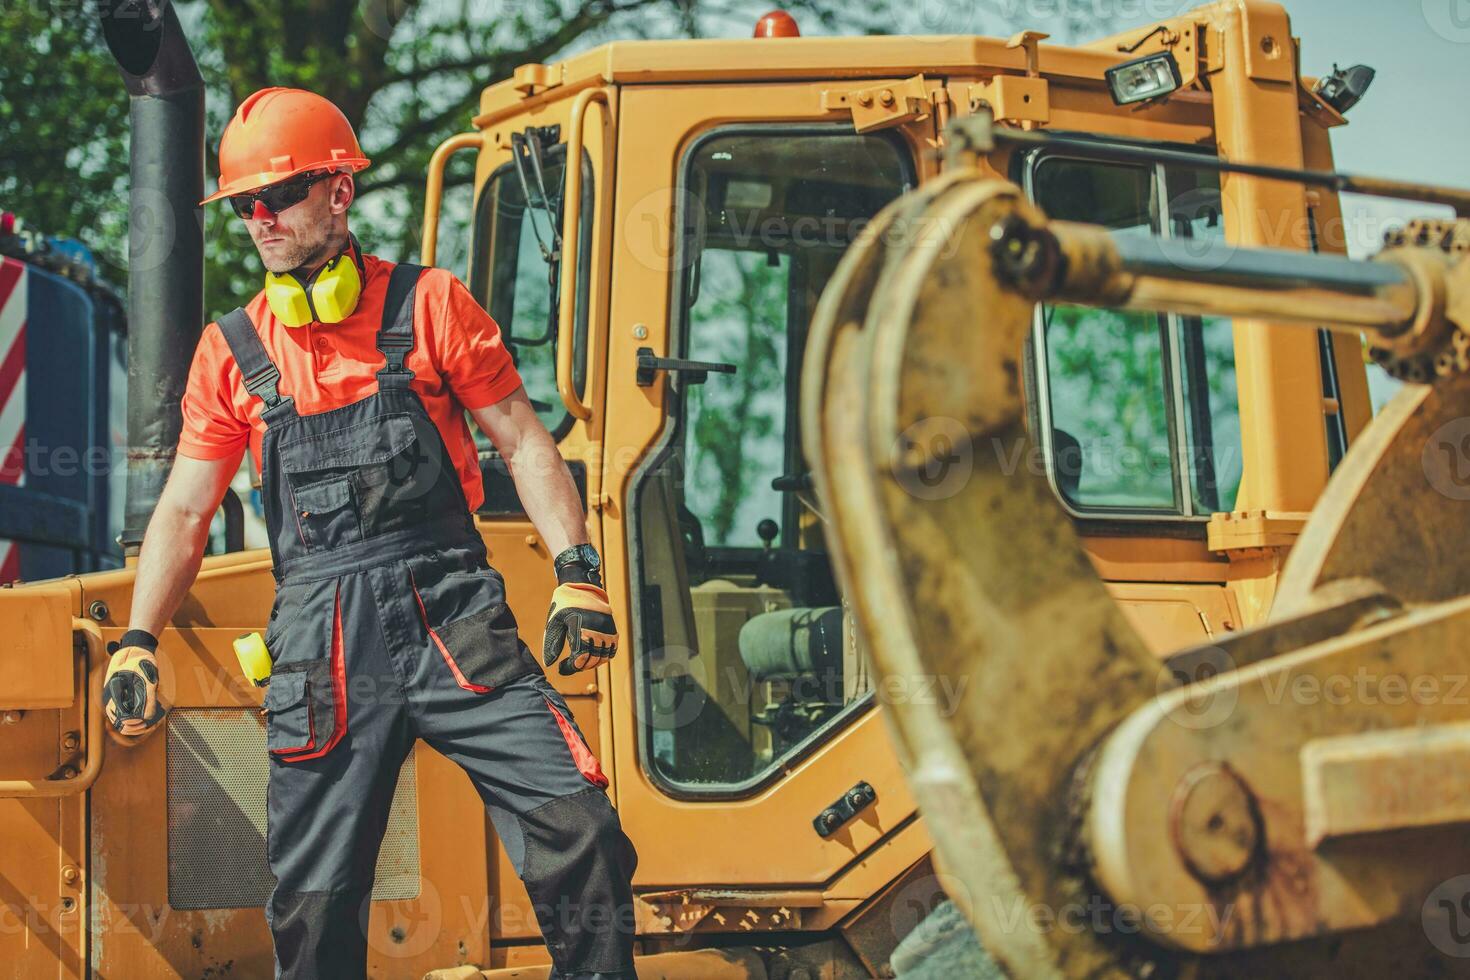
[98,0,205,555]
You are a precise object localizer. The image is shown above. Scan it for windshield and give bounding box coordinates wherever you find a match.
[469,139,592,439]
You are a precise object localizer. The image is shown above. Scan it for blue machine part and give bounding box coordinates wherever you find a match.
[0,252,127,583]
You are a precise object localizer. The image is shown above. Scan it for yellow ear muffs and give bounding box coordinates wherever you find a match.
[264,239,365,327]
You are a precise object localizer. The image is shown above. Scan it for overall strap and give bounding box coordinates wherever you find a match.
[218,307,289,413]
[377,262,425,388]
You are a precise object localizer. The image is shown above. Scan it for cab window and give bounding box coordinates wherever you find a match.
[629,125,914,796]
[1028,154,1243,517]
[469,136,593,441]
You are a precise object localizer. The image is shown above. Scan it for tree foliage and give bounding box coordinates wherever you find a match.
[4,0,1118,318]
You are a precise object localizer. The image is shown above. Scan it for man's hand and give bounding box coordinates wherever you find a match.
[103,629,167,745]
[543,582,619,675]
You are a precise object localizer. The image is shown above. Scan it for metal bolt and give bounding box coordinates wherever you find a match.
[632,323,648,340]
[62,731,80,751]
[88,600,109,622]
[1259,35,1276,54]
[855,92,873,107]
[61,865,80,885]
[59,766,78,780]
[878,88,895,107]
[1171,763,1260,884]
[59,897,76,914]
[525,534,539,547]
[1,711,22,725]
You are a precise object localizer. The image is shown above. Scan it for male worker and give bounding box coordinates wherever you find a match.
[98,87,639,979]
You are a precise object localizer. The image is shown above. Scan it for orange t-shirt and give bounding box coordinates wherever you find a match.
[177,254,522,512]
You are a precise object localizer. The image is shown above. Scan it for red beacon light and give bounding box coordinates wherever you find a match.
[754,10,800,37]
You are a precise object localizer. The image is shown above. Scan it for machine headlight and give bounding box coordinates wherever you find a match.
[1105,51,1183,106]
[1313,63,1375,115]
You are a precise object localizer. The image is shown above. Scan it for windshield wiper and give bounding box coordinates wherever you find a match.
[510,129,563,270]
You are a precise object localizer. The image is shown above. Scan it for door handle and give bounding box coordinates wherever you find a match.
[635,347,736,387]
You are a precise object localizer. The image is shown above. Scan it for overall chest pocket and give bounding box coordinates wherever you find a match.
[280,413,432,550]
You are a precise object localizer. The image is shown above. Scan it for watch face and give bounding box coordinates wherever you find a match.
[580,545,602,570]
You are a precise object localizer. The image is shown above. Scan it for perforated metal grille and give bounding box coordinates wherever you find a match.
[167,708,420,910]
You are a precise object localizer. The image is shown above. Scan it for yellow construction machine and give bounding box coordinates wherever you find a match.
[804,107,1470,977]
[4,0,1467,976]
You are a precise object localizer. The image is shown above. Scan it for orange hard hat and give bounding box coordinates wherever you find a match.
[200,87,371,205]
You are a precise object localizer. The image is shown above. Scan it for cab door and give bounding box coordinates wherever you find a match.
[602,79,939,888]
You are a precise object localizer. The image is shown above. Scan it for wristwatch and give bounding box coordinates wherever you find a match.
[553,543,602,583]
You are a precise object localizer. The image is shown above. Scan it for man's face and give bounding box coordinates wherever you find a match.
[241,174,351,274]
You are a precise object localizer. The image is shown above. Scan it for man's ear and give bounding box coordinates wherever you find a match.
[328,173,355,215]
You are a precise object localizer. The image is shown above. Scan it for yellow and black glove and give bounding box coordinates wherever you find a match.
[543,562,618,676]
[103,629,167,745]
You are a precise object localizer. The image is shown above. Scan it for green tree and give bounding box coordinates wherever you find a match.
[0,5,131,273]
[4,1,1118,317]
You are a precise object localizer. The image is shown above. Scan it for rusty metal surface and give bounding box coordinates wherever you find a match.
[1088,594,1470,957]
[806,168,1470,974]
[803,170,1161,978]
[1302,721,1470,847]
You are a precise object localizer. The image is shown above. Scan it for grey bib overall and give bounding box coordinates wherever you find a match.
[217,262,638,979]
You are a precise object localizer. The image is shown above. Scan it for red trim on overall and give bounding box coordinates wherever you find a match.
[277,582,349,762]
[544,696,609,789]
[409,569,493,694]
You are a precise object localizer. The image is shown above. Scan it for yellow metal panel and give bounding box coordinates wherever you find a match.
[1107,582,1239,657]
[0,583,76,709]
[1209,0,1332,515]
[476,34,1141,126]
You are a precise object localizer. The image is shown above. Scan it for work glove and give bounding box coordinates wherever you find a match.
[543,577,619,676]
[103,629,167,745]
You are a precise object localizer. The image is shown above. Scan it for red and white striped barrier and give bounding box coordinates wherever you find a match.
[0,257,26,583]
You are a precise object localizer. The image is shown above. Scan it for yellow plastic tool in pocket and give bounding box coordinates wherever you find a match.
[233,632,273,687]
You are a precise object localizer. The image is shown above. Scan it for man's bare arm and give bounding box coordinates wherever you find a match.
[127,450,244,636]
[468,385,587,556]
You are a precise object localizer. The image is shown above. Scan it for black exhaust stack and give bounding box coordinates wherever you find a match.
[99,0,205,555]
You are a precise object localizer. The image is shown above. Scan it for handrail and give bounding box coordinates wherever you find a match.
[556,87,608,423]
[420,131,483,268]
[0,619,106,798]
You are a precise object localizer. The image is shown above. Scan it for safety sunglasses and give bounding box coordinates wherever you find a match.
[229,170,334,219]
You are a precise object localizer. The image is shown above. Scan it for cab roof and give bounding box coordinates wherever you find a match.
[475,33,1131,125]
